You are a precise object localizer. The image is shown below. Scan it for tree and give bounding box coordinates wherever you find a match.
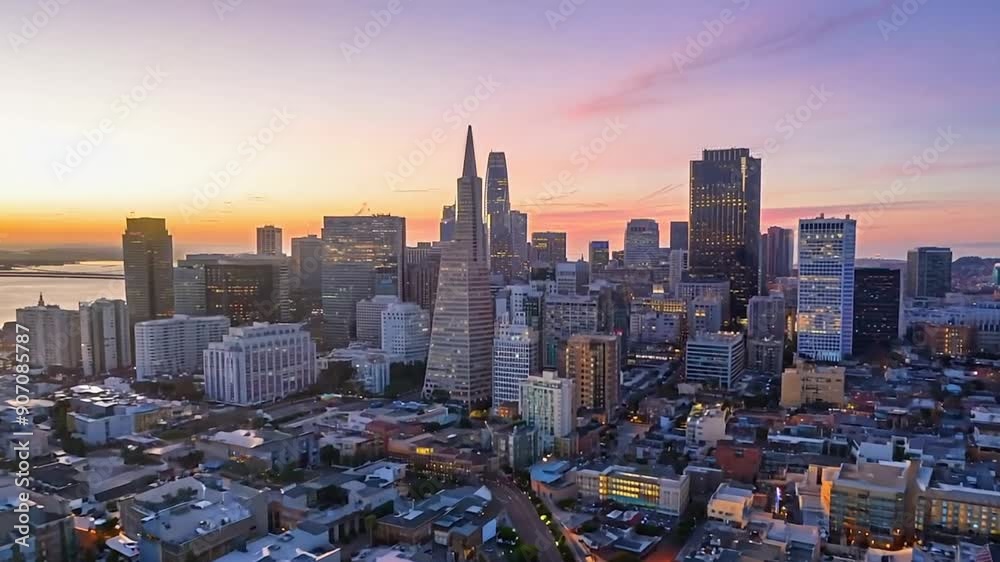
[365,513,378,546]
[320,445,339,466]
[107,552,123,562]
[431,389,451,403]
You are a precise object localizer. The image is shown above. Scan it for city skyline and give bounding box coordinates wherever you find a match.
[3,1,999,259]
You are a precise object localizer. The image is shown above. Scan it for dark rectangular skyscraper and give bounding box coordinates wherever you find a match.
[762,226,794,281]
[589,241,610,271]
[181,253,292,326]
[122,217,174,338]
[510,210,528,280]
[669,221,688,251]
[532,231,567,265]
[853,268,900,353]
[905,247,952,298]
[689,148,762,320]
[439,204,455,243]
[321,215,405,348]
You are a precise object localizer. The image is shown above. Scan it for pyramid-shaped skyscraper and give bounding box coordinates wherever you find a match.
[422,126,494,406]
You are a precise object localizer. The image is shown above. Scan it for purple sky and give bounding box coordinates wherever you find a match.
[2,0,998,258]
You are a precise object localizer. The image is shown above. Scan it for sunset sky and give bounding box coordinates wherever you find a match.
[2,0,998,259]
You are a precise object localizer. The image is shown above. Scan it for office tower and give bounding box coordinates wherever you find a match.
[256,225,283,256]
[687,297,724,335]
[173,263,206,316]
[624,219,660,268]
[853,268,901,353]
[905,246,953,298]
[689,148,762,319]
[509,210,529,280]
[404,244,441,317]
[381,302,430,363]
[747,339,783,376]
[829,461,920,550]
[762,226,794,281]
[290,235,324,293]
[610,250,625,268]
[797,215,857,361]
[134,315,229,380]
[180,254,292,326]
[677,274,731,320]
[542,293,602,371]
[555,260,590,295]
[122,217,174,336]
[668,249,689,296]
[355,295,400,347]
[321,215,406,348]
[492,321,540,408]
[685,332,746,389]
[422,126,494,406]
[495,284,544,333]
[204,323,316,406]
[531,231,567,265]
[439,204,456,242]
[485,151,514,280]
[670,221,689,251]
[589,241,610,271]
[748,294,785,340]
[566,334,619,418]
[80,298,131,376]
[15,294,80,369]
[520,370,574,453]
[746,294,785,375]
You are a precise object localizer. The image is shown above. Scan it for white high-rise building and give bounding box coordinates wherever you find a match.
[15,294,80,369]
[356,295,400,347]
[685,332,746,389]
[204,323,316,406]
[80,298,131,376]
[797,215,856,361]
[256,224,283,256]
[380,302,430,363]
[520,370,574,453]
[492,319,539,407]
[135,315,229,380]
[624,219,660,268]
[668,249,689,296]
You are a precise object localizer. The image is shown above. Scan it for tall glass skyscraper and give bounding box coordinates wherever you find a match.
[422,126,494,406]
[624,219,660,268]
[689,148,761,320]
[321,215,405,348]
[509,210,528,280]
[797,215,856,361]
[763,226,795,281]
[669,221,689,251]
[486,151,515,281]
[853,267,900,354]
[122,217,174,344]
[905,246,952,298]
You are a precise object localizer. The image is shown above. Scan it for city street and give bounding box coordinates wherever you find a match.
[488,480,563,562]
